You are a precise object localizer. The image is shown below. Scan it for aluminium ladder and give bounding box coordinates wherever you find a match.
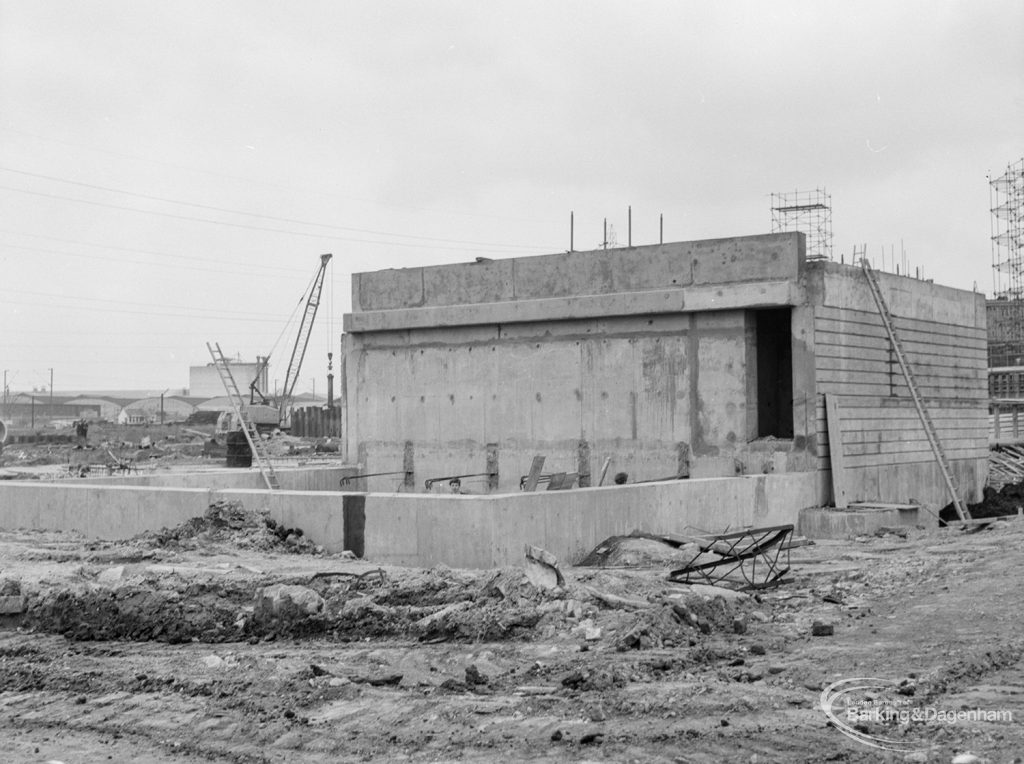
[859,260,969,522]
[207,342,280,490]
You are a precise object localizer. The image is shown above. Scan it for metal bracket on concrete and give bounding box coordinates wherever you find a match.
[424,473,497,491]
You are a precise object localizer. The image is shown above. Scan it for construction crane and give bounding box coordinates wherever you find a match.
[216,253,333,433]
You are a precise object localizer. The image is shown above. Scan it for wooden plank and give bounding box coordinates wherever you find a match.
[815,361,985,381]
[522,455,545,492]
[813,328,988,358]
[832,396,985,410]
[815,374,984,396]
[843,425,989,439]
[546,472,578,491]
[814,342,988,369]
[825,393,849,509]
[815,304,986,335]
[597,456,612,486]
[814,320,988,346]
[843,439,988,457]
[848,501,920,510]
[815,358,986,381]
[814,312,988,341]
[815,381,986,399]
[844,449,988,469]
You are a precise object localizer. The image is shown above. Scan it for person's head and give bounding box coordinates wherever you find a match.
[613,471,628,485]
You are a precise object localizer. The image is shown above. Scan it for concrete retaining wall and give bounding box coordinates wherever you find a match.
[0,471,825,569]
[0,482,213,539]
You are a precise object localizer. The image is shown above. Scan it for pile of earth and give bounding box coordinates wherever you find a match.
[940,482,1024,523]
[136,500,321,554]
[21,560,758,648]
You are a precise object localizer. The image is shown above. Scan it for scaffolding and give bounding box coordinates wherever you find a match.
[770,188,832,261]
[989,158,1024,368]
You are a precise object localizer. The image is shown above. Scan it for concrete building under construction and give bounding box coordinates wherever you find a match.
[342,232,988,512]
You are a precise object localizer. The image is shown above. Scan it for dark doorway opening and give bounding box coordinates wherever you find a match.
[755,308,794,438]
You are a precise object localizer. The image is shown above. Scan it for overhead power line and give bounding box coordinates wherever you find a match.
[0,228,301,275]
[0,242,313,280]
[0,125,545,224]
[0,291,289,323]
[0,166,550,250]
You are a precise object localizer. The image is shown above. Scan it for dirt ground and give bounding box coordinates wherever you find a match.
[0,500,1022,764]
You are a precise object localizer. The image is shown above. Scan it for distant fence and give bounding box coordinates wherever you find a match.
[290,406,342,438]
[991,399,1024,445]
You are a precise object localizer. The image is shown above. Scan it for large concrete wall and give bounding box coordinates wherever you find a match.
[0,471,824,568]
[342,234,815,492]
[806,262,989,508]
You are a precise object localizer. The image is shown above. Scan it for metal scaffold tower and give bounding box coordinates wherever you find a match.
[990,158,1024,367]
[770,188,833,261]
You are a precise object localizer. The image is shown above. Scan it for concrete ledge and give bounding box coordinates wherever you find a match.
[352,233,804,312]
[74,465,354,492]
[345,280,800,333]
[799,506,920,539]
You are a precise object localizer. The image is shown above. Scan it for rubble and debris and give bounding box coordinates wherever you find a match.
[137,500,322,555]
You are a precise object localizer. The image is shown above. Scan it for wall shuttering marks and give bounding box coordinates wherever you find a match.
[809,264,989,508]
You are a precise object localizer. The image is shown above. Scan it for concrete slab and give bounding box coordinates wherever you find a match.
[798,505,920,539]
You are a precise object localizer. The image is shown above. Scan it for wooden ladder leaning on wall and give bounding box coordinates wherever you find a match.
[859,258,970,522]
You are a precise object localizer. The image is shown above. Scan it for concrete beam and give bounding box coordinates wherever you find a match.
[345,280,801,334]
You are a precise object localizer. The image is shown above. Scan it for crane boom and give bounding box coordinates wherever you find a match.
[279,253,332,419]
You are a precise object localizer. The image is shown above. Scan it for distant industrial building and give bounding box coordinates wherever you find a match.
[189,357,268,398]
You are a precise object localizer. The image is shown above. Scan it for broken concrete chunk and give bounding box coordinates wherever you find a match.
[254,584,325,621]
[686,583,751,602]
[574,618,602,641]
[523,545,565,589]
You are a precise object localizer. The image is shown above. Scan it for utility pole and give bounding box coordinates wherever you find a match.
[160,388,169,426]
[49,368,53,412]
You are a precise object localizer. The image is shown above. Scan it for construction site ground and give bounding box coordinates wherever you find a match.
[0,495,1021,764]
[0,423,340,480]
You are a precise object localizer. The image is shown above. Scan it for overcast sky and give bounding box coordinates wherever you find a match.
[1,1,1022,394]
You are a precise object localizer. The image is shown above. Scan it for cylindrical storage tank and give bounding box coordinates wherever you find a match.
[225,430,252,468]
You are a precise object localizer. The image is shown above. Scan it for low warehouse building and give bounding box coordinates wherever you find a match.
[341,232,987,513]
